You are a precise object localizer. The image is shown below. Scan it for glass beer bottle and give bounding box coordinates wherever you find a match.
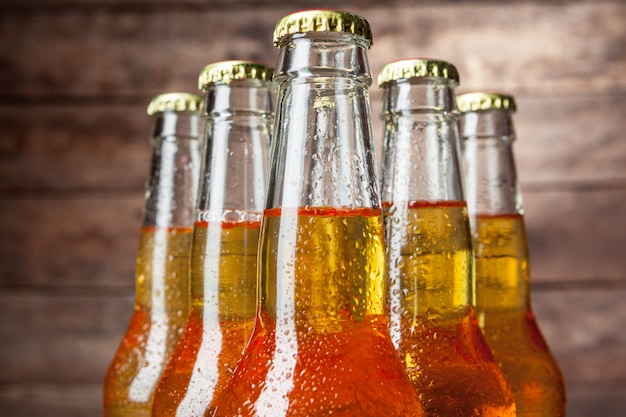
[458,91,566,417]
[151,61,274,417]
[208,10,425,417]
[103,92,204,416]
[379,59,516,417]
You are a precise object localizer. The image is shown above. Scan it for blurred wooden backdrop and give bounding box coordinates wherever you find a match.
[1,1,625,416]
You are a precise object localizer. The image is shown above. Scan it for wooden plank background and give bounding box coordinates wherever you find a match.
[1,1,625,416]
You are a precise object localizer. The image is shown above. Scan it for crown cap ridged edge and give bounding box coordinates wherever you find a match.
[198,61,274,90]
[273,10,372,46]
[457,92,517,113]
[147,92,203,115]
[378,58,459,86]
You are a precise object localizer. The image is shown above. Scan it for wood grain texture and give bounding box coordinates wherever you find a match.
[1,3,625,98]
[566,388,626,417]
[0,382,101,417]
[0,196,142,288]
[0,289,623,392]
[533,289,626,387]
[0,1,624,416]
[525,188,626,282]
[513,95,626,187]
[2,0,590,6]
[0,104,152,191]
[2,94,625,192]
[1,189,622,289]
[0,382,624,417]
[0,293,132,384]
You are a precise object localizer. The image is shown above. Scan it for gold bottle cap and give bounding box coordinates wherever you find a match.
[456,92,517,113]
[198,60,274,90]
[273,10,373,47]
[146,92,202,115]
[377,58,460,87]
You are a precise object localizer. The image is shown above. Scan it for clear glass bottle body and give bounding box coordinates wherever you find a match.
[381,71,516,417]
[460,102,566,417]
[103,105,203,417]
[209,22,425,417]
[151,72,274,417]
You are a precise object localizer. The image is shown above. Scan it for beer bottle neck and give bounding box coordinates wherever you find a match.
[198,80,273,217]
[460,109,530,312]
[381,79,464,203]
[143,111,202,228]
[460,109,522,217]
[268,33,379,210]
[274,33,372,84]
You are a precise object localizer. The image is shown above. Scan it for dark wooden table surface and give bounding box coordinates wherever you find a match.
[1,1,625,416]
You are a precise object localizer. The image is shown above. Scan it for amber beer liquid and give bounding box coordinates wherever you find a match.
[150,61,274,416]
[103,92,202,416]
[473,214,566,416]
[208,10,425,417]
[474,214,531,312]
[209,207,420,416]
[103,227,192,416]
[384,201,515,416]
[379,59,516,417]
[459,91,566,417]
[151,217,260,416]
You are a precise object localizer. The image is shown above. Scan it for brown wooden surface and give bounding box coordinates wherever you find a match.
[0,196,142,288]
[0,105,151,191]
[1,2,625,98]
[1,289,624,385]
[0,289,624,416]
[1,1,625,416]
[525,188,626,283]
[0,188,623,289]
[2,96,625,192]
